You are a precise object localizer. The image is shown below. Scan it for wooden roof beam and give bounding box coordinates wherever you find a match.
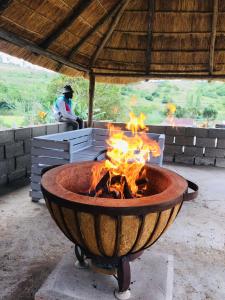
[66,0,122,59]
[93,72,225,80]
[40,0,92,49]
[55,0,122,73]
[0,28,88,72]
[146,0,155,74]
[209,0,218,75]
[89,0,131,68]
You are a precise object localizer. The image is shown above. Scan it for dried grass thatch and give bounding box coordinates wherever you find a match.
[0,0,225,83]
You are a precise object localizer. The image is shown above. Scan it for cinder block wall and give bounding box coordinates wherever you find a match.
[93,121,225,168]
[0,123,73,186]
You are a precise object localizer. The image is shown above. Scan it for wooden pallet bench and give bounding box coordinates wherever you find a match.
[30,128,165,201]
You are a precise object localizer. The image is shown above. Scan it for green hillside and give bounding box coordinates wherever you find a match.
[0,61,225,129]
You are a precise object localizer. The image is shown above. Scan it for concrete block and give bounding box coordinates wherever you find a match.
[15,127,32,140]
[24,139,32,154]
[208,128,225,138]
[16,154,31,169]
[8,168,26,182]
[0,146,4,160]
[174,155,194,164]
[0,160,7,176]
[215,158,225,167]
[195,157,215,166]
[205,148,225,158]
[165,135,174,144]
[0,129,14,145]
[46,124,59,134]
[217,139,225,149]
[0,174,7,185]
[163,154,174,163]
[164,145,183,155]
[184,146,203,156]
[35,250,174,300]
[175,136,194,146]
[196,137,216,148]
[5,141,24,158]
[58,122,69,133]
[148,125,166,134]
[67,124,74,131]
[185,127,208,137]
[6,158,15,173]
[32,125,46,137]
[166,126,185,136]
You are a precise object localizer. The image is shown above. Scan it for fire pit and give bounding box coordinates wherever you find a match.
[41,161,198,299]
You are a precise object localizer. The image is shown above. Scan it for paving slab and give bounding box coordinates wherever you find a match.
[35,250,174,300]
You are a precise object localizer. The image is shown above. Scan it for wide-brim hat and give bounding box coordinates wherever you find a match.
[62,85,74,94]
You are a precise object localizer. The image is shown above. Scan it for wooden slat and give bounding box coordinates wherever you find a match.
[71,146,105,162]
[71,141,93,153]
[31,164,44,175]
[32,156,69,165]
[40,128,92,141]
[209,0,218,75]
[29,190,43,200]
[32,139,69,151]
[31,148,70,159]
[0,28,88,72]
[31,182,40,191]
[31,174,41,184]
[93,140,108,147]
[70,134,91,146]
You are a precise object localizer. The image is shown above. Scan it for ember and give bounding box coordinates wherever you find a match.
[89,112,160,199]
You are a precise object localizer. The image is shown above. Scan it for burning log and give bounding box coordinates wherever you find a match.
[89,171,133,199]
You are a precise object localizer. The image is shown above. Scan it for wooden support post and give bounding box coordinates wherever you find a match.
[146,0,155,74]
[209,0,218,75]
[88,72,95,127]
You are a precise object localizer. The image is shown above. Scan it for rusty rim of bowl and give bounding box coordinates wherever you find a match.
[41,161,188,215]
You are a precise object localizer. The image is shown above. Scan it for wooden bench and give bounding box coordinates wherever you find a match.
[30,128,165,201]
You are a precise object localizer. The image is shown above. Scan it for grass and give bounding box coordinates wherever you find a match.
[0,115,25,129]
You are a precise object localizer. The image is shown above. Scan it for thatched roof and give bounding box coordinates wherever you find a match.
[0,0,225,82]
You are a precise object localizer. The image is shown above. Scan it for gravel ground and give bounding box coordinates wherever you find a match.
[0,164,225,300]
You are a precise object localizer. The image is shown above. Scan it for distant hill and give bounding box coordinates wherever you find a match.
[0,62,57,103]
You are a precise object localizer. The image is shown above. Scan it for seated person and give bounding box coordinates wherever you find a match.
[53,85,83,129]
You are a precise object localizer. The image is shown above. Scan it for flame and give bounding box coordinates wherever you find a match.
[166,103,176,127]
[90,112,161,198]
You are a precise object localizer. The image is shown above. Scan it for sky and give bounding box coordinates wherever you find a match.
[0,51,52,72]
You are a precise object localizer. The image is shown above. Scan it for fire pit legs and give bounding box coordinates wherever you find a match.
[114,257,131,300]
[117,257,130,292]
[74,245,89,269]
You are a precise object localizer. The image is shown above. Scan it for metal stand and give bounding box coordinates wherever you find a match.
[74,244,142,299]
[74,244,89,269]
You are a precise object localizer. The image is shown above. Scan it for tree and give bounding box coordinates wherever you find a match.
[46,75,124,121]
[202,106,218,126]
[175,105,186,118]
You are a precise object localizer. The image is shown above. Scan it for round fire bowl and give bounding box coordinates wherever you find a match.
[41,161,197,258]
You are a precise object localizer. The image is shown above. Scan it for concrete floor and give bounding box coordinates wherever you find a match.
[0,164,225,300]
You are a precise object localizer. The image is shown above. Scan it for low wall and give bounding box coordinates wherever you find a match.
[93,121,225,168]
[0,123,73,186]
[1,121,225,187]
